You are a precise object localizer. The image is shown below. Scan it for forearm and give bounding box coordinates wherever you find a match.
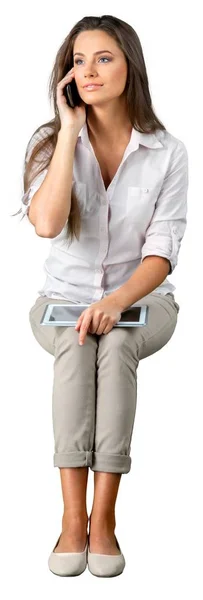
[109,256,171,311]
[29,127,78,237]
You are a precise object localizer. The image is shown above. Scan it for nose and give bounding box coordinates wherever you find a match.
[84,64,98,78]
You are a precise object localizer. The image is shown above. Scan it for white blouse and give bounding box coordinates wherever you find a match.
[20,122,189,306]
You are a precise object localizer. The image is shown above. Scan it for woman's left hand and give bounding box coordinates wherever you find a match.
[75,297,123,345]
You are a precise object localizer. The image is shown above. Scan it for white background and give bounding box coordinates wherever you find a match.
[1,0,202,597]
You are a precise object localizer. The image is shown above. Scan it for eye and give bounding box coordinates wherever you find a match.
[74,57,111,65]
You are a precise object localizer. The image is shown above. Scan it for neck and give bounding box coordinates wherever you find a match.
[86,101,132,146]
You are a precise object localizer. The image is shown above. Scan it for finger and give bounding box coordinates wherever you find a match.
[79,315,92,345]
[91,313,104,333]
[102,323,114,334]
[95,316,110,335]
[57,71,75,91]
[75,313,85,330]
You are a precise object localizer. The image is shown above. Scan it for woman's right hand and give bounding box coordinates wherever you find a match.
[56,68,86,134]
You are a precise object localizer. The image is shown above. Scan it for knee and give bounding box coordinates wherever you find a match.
[98,328,136,361]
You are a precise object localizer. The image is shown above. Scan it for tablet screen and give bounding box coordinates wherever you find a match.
[40,304,148,327]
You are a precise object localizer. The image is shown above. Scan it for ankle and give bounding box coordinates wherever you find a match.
[62,510,88,529]
[89,512,116,530]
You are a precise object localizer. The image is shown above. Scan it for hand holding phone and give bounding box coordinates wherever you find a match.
[56,68,86,134]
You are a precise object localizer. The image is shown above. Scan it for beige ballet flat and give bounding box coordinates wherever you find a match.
[48,533,88,576]
[87,533,126,577]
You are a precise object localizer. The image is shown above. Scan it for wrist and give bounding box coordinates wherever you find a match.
[58,127,78,142]
[105,292,126,313]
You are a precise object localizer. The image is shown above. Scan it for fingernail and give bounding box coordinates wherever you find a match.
[79,341,83,345]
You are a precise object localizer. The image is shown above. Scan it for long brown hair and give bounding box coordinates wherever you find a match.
[11,14,166,243]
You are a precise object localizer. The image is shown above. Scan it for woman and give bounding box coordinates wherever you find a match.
[12,15,188,577]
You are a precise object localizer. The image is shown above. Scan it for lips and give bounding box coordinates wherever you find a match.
[83,84,102,88]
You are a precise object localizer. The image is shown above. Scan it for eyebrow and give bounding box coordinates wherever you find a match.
[73,50,114,57]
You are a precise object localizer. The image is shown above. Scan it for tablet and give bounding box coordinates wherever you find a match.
[40,304,148,327]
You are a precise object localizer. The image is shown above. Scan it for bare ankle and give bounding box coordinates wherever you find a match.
[90,512,116,530]
[62,510,88,529]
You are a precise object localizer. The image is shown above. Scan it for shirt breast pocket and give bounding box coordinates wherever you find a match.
[126,186,154,223]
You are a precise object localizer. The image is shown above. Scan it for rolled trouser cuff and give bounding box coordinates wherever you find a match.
[53,450,131,473]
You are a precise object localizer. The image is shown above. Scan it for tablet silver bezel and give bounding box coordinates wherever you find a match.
[40,304,148,327]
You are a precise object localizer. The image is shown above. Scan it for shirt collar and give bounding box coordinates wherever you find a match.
[78,121,164,152]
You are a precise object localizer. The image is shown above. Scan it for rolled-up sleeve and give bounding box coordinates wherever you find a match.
[141,140,189,274]
[15,126,52,221]
[20,169,48,218]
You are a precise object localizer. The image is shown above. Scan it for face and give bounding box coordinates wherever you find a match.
[72,30,128,104]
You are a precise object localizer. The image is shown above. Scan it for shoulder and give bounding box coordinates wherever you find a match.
[155,128,188,157]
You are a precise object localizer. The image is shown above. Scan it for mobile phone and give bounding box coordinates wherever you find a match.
[64,80,81,108]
